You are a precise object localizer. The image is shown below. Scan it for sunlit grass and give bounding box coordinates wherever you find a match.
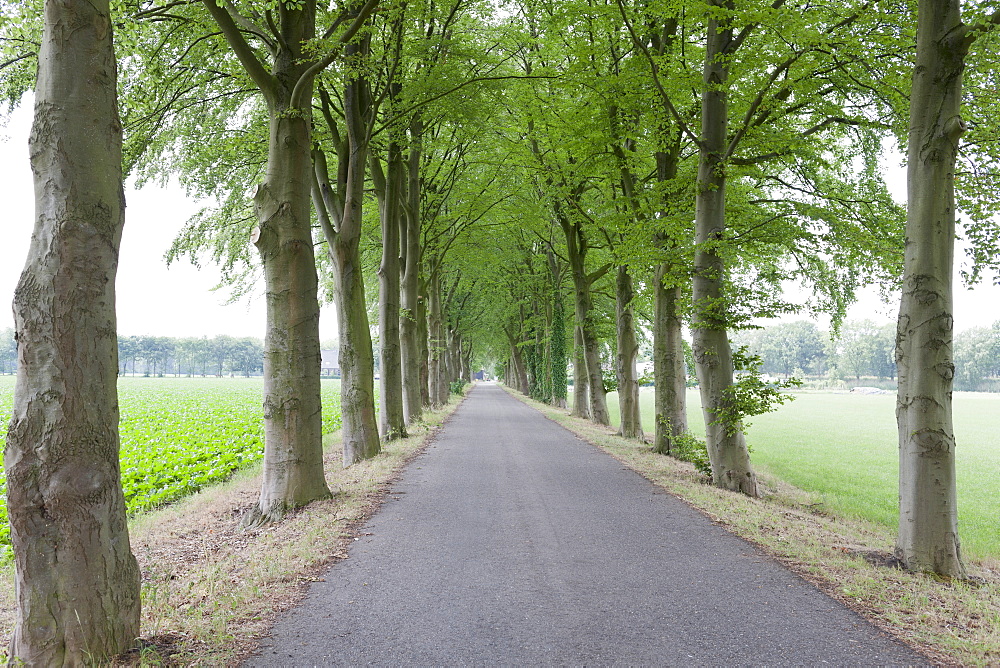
[598,386,1000,560]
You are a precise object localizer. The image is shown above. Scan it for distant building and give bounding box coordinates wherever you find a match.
[321,349,340,377]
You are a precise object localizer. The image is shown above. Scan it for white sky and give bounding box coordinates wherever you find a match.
[1,99,339,339]
[1,98,997,339]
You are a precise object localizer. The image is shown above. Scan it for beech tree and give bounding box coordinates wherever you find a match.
[196,0,367,522]
[6,0,140,660]
[893,0,998,578]
[618,0,907,493]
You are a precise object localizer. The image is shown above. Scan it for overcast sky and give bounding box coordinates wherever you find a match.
[1,99,339,340]
[1,98,997,340]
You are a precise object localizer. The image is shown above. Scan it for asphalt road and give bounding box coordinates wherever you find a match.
[245,383,927,666]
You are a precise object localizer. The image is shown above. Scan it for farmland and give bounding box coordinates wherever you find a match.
[0,376,344,553]
[602,388,1000,560]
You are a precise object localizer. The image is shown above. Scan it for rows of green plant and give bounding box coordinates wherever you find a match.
[0,376,344,554]
[601,387,1000,561]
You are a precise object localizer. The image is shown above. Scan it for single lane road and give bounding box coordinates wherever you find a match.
[246,383,926,666]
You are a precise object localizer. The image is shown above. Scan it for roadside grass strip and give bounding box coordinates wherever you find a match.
[601,387,1000,561]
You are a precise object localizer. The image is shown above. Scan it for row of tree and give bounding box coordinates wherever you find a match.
[0,328,14,375]
[2,0,996,661]
[117,335,265,377]
[736,319,1000,392]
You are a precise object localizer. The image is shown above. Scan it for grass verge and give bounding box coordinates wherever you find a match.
[600,387,1000,561]
[513,386,1000,667]
[0,390,468,666]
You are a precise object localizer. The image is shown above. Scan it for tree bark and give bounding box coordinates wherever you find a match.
[399,118,424,424]
[572,323,590,418]
[691,0,760,496]
[559,209,610,425]
[418,278,431,408]
[333,51,380,466]
[375,141,407,440]
[550,289,568,409]
[7,0,140,661]
[895,0,968,578]
[653,264,688,454]
[204,0,331,525]
[506,327,530,394]
[427,265,445,407]
[615,265,644,439]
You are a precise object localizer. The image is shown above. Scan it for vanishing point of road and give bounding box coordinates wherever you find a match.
[247,383,926,666]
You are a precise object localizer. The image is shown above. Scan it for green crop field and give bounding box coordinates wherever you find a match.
[0,376,344,554]
[599,387,1000,560]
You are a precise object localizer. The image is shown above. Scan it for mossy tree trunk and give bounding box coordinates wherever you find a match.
[572,324,590,418]
[558,205,611,426]
[653,264,688,454]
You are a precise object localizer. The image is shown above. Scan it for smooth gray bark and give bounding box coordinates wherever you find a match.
[427,266,445,407]
[559,209,610,425]
[895,0,969,578]
[418,279,431,408]
[400,118,424,424]
[572,324,590,418]
[615,266,644,440]
[506,328,530,394]
[204,0,331,525]
[373,142,407,440]
[653,265,688,455]
[7,0,140,660]
[330,56,381,466]
[691,0,760,496]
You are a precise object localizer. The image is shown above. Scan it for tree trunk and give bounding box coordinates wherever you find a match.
[334,59,380,466]
[615,265,644,439]
[375,141,407,440]
[7,0,140,661]
[653,264,688,455]
[691,0,760,496]
[418,278,431,407]
[427,266,444,407]
[560,210,610,425]
[581,302,610,426]
[895,0,968,578]
[572,324,590,418]
[252,109,331,513]
[550,288,568,409]
[507,328,530,394]
[400,119,423,424]
[204,0,331,525]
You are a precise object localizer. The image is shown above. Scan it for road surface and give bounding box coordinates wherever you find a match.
[246,383,926,666]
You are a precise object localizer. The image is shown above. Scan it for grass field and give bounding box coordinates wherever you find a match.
[598,387,1000,561]
[0,375,345,552]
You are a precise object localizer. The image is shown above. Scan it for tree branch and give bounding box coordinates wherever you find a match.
[289,0,382,109]
[615,0,701,147]
[200,0,275,104]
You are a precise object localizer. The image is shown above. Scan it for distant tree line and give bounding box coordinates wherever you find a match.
[733,320,1000,392]
[1,328,15,375]
[117,335,264,377]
